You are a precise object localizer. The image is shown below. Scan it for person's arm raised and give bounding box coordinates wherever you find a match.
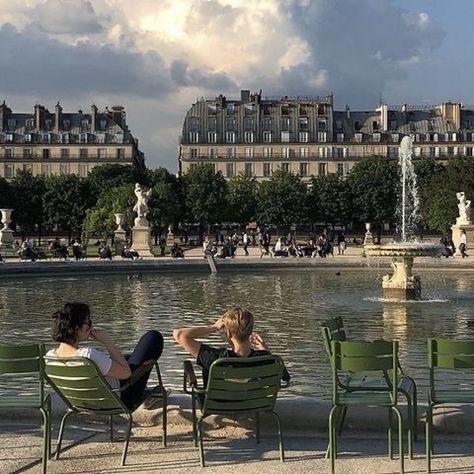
[90,329,131,380]
[173,319,224,357]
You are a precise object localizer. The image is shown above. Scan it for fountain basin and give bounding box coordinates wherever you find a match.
[365,243,443,301]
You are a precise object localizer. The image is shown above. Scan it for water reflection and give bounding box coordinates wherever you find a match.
[0,269,473,399]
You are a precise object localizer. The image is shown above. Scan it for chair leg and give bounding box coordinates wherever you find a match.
[191,394,197,447]
[162,389,168,447]
[329,406,338,474]
[392,407,404,474]
[406,397,413,459]
[197,416,205,467]
[426,403,434,473]
[39,408,49,474]
[270,411,284,462]
[56,411,74,460]
[388,407,393,459]
[256,412,261,444]
[337,407,348,435]
[110,415,114,442]
[121,413,133,466]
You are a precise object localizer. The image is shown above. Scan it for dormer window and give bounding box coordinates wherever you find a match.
[100,119,107,130]
[45,119,52,131]
[26,118,35,130]
[63,120,70,131]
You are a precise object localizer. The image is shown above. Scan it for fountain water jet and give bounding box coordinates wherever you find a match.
[365,136,442,301]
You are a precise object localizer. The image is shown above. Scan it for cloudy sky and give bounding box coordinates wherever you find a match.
[1,0,472,171]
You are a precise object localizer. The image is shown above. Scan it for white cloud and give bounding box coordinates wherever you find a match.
[0,0,446,170]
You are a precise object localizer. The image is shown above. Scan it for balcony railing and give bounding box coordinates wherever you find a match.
[0,154,129,162]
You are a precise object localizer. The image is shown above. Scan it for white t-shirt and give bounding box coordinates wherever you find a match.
[46,347,120,389]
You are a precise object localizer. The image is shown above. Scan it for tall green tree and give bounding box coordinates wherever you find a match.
[423,157,474,233]
[10,171,46,241]
[43,175,94,242]
[227,172,258,227]
[347,156,399,237]
[257,170,307,229]
[182,164,228,240]
[86,164,145,203]
[82,184,135,242]
[148,167,184,230]
[307,173,353,227]
[0,177,12,208]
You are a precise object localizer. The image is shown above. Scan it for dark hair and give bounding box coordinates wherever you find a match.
[52,302,91,344]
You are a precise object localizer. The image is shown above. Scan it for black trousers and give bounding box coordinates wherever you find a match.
[120,330,164,409]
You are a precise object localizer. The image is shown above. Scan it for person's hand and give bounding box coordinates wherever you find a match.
[89,329,112,345]
[213,317,226,331]
[250,332,269,351]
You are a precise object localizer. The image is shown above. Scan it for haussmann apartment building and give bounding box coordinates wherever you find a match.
[179,89,474,182]
[0,101,144,179]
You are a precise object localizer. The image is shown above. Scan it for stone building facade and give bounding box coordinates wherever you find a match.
[0,102,145,179]
[179,90,474,181]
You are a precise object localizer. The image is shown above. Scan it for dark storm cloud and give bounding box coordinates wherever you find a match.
[248,0,445,107]
[29,0,105,35]
[0,23,235,99]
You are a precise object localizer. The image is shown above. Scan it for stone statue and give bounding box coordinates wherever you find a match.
[456,191,472,225]
[133,183,152,225]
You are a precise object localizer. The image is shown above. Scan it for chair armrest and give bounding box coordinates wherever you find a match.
[183,360,199,394]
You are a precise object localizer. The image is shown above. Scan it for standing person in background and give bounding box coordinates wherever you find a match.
[337,231,346,255]
[242,230,249,256]
[459,229,469,258]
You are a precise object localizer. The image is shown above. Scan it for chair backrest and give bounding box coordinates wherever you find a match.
[0,344,45,400]
[44,356,126,413]
[202,355,284,415]
[321,317,346,361]
[332,340,399,403]
[428,339,474,370]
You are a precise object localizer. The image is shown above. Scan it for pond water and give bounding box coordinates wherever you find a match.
[1,268,474,399]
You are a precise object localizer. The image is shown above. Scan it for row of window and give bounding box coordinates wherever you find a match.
[5,118,108,132]
[0,132,123,144]
[1,148,127,159]
[204,103,329,116]
[187,145,474,159]
[3,163,90,178]
[189,131,326,144]
[188,162,343,178]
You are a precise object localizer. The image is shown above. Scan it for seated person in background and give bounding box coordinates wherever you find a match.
[71,239,85,261]
[46,302,164,409]
[173,307,290,387]
[98,241,113,260]
[271,237,288,257]
[170,242,184,258]
[18,239,39,261]
[50,237,69,259]
[159,237,167,257]
[121,243,141,260]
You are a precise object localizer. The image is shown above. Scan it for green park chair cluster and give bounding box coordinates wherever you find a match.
[321,316,474,474]
[1,330,474,472]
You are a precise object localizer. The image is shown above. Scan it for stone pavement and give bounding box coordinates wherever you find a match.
[2,420,474,474]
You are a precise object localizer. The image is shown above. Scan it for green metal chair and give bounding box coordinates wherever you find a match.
[329,340,405,474]
[44,356,167,466]
[321,316,417,451]
[0,344,51,474]
[183,355,286,467]
[426,338,474,473]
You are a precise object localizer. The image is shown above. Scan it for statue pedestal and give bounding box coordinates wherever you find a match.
[382,256,421,301]
[166,232,175,245]
[131,225,153,257]
[0,228,14,247]
[451,224,474,255]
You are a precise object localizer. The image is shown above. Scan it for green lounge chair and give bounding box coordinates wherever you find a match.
[426,338,474,473]
[183,355,286,467]
[329,340,405,474]
[0,344,51,474]
[44,356,167,466]
[321,316,417,452]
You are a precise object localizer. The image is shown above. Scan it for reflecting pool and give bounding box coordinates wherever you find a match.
[1,268,474,398]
